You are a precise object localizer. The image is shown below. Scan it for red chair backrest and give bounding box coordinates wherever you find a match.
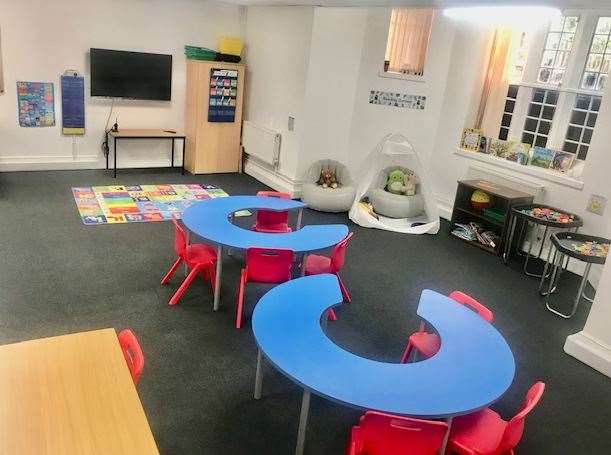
[448,291,494,323]
[357,411,448,455]
[256,191,291,227]
[118,329,145,385]
[330,232,354,273]
[497,382,546,454]
[245,248,293,283]
[172,219,187,258]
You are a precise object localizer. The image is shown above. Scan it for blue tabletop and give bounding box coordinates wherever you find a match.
[252,275,515,418]
[181,196,349,252]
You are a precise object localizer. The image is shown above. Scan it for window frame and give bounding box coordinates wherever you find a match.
[504,9,610,162]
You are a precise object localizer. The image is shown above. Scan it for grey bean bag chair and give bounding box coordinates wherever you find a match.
[368,166,425,219]
[301,160,356,212]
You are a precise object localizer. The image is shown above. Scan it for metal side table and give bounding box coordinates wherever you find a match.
[503,204,582,278]
[539,232,609,318]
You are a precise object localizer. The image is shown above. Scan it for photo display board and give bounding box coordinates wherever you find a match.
[208,68,238,123]
[17,81,55,127]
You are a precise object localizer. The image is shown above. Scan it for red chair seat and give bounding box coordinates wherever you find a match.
[185,244,217,267]
[253,222,292,233]
[304,254,332,275]
[449,408,507,455]
[408,331,441,359]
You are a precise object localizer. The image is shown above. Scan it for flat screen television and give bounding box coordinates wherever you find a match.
[90,48,172,100]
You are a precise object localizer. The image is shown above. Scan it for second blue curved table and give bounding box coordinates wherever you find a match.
[252,275,515,454]
[181,196,349,310]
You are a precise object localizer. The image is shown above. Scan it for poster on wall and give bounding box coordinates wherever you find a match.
[369,90,426,110]
[61,73,85,135]
[208,68,238,123]
[17,81,55,127]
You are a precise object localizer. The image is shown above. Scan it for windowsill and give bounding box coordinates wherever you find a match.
[454,148,585,190]
[378,71,426,83]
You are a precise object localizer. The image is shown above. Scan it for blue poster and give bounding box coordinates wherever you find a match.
[208,68,238,123]
[61,74,85,135]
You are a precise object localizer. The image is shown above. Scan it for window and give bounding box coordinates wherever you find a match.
[581,16,611,91]
[384,8,434,77]
[537,15,579,85]
[563,94,601,159]
[494,11,607,163]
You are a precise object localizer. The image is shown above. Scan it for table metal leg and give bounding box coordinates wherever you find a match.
[181,138,186,175]
[301,254,308,277]
[254,349,263,400]
[296,208,303,231]
[213,246,223,311]
[295,390,311,455]
[515,219,527,257]
[440,417,453,455]
[114,137,117,178]
[547,262,592,319]
[171,138,175,168]
[503,215,517,264]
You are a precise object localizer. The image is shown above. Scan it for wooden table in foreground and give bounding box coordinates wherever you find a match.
[0,328,159,454]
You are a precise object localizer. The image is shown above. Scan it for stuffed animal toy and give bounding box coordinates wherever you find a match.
[317,168,339,189]
[386,169,417,195]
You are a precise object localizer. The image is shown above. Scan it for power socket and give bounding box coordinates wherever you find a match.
[288,116,295,132]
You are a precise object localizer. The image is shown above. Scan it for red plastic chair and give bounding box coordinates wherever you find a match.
[346,411,448,455]
[253,191,292,233]
[117,329,144,385]
[161,219,217,306]
[236,248,293,328]
[304,232,354,303]
[448,382,546,455]
[400,291,494,363]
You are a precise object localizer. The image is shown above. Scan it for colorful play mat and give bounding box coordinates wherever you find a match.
[72,184,249,225]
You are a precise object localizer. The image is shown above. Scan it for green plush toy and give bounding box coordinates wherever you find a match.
[386,169,407,195]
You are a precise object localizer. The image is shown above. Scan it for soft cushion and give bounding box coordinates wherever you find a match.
[301,159,356,213]
[369,188,425,219]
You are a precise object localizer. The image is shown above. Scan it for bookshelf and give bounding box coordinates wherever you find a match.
[450,180,534,256]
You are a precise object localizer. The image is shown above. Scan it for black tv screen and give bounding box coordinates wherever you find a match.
[90,48,172,100]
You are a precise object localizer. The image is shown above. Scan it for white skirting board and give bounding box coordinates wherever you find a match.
[0,155,101,171]
[244,157,302,197]
[564,332,611,378]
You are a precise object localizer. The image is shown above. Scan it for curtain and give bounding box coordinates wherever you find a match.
[385,9,434,76]
[477,28,514,133]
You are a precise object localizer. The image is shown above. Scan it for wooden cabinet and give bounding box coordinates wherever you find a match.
[184,60,245,174]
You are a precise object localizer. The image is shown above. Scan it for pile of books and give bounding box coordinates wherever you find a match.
[451,222,500,249]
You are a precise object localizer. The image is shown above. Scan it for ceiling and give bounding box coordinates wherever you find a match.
[220,0,609,8]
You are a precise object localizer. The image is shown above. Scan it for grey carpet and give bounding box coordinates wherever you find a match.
[0,168,609,454]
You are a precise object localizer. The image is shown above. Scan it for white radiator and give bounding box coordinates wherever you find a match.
[242,121,281,168]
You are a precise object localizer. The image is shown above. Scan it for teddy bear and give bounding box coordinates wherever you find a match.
[317,168,339,189]
[385,169,416,195]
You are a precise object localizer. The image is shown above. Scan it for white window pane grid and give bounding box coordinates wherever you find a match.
[521,89,558,148]
[538,16,580,85]
[581,16,611,91]
[563,94,601,159]
[499,85,519,140]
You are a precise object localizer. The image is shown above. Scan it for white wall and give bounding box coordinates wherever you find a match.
[0,0,244,170]
[243,6,314,180]
[298,7,367,175]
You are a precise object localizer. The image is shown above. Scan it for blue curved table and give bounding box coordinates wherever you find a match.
[252,275,515,454]
[181,196,349,310]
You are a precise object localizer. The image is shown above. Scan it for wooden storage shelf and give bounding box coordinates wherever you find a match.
[450,180,534,256]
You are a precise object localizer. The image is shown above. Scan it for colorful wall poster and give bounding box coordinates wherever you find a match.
[61,74,85,135]
[369,90,426,110]
[208,68,238,122]
[17,81,55,127]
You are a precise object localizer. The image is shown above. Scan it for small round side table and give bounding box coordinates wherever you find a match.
[539,232,609,319]
[503,204,583,278]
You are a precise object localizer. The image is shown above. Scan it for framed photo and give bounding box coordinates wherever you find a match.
[530,146,556,169]
[460,128,482,152]
[489,139,510,158]
[478,136,490,154]
[551,151,575,172]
